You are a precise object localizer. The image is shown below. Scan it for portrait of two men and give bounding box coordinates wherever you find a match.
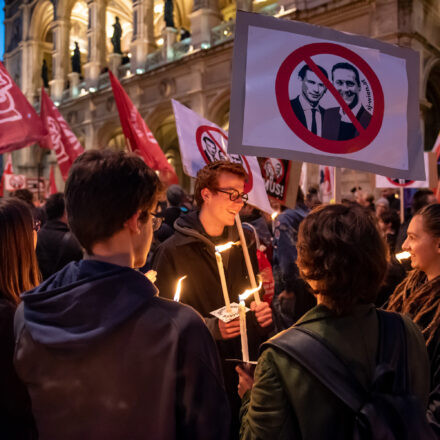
[290,62,372,141]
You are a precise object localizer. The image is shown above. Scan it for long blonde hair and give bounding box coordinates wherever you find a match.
[0,198,40,304]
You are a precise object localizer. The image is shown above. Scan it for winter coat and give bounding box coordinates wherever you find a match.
[14,259,230,440]
[36,219,83,280]
[153,210,272,439]
[0,297,36,439]
[239,304,430,440]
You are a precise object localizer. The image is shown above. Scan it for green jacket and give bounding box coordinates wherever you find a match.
[239,304,430,439]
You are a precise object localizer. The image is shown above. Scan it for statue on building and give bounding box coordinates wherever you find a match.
[164,0,175,28]
[111,17,122,54]
[41,59,49,88]
[71,42,81,74]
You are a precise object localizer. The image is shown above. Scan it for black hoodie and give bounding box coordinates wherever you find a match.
[14,259,230,440]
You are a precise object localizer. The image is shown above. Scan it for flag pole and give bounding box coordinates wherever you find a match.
[333,167,341,203]
[400,187,404,224]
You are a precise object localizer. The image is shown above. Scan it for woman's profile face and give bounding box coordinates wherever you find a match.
[403,215,440,274]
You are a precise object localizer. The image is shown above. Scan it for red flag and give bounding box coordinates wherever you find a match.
[40,88,84,180]
[108,70,178,185]
[432,131,440,159]
[0,62,46,153]
[49,164,58,195]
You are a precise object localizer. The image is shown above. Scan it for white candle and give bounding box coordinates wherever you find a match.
[235,214,261,304]
[239,301,249,363]
[173,275,187,302]
[215,251,232,312]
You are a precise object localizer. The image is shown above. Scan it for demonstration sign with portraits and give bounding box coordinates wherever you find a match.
[257,157,291,203]
[228,11,425,181]
[375,152,437,189]
[172,99,272,213]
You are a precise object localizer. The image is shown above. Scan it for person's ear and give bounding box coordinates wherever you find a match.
[124,211,141,234]
[201,188,211,204]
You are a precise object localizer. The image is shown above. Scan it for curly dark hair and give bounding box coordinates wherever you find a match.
[297,203,388,314]
[194,160,248,207]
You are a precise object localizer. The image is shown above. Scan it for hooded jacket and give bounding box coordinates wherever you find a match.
[14,259,230,440]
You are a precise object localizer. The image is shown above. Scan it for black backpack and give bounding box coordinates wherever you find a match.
[263,309,435,439]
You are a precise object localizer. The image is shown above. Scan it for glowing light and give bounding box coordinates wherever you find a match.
[215,241,239,253]
[145,270,157,283]
[395,251,411,262]
[271,211,279,221]
[239,280,263,302]
[173,275,187,302]
[156,38,164,46]
[154,3,164,13]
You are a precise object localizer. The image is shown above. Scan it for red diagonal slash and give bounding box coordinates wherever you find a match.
[304,56,366,135]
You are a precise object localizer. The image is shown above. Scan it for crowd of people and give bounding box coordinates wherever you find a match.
[1,150,440,439]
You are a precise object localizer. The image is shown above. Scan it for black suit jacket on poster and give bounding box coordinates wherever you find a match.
[290,96,325,131]
[322,105,372,141]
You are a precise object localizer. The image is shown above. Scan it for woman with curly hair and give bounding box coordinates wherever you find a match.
[237,204,430,439]
[0,197,40,439]
[387,203,440,433]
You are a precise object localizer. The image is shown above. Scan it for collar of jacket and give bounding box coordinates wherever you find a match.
[173,211,239,250]
[295,303,376,327]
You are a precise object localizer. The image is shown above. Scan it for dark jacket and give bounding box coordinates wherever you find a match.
[153,210,271,439]
[36,219,83,280]
[0,297,36,440]
[239,304,430,439]
[14,260,230,440]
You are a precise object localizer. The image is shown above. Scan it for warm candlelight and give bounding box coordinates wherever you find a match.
[215,241,239,253]
[239,301,249,363]
[239,280,263,303]
[395,251,411,262]
[271,211,280,221]
[173,275,187,302]
[215,252,232,312]
[144,270,157,283]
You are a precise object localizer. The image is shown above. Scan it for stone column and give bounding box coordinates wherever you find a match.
[68,72,80,98]
[84,0,106,90]
[189,0,222,49]
[130,0,156,74]
[163,27,178,61]
[50,18,70,102]
[109,53,122,75]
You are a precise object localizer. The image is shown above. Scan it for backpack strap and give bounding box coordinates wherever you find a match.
[263,326,366,412]
[262,309,407,412]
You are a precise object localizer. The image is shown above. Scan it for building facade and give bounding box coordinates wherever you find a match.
[3,0,440,195]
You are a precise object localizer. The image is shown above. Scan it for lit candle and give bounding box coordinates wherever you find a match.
[173,275,187,302]
[239,300,249,363]
[215,251,232,313]
[395,251,411,262]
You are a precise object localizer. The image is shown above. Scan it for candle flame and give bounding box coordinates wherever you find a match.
[395,251,411,262]
[215,241,239,253]
[173,275,187,302]
[239,280,263,302]
[271,211,280,221]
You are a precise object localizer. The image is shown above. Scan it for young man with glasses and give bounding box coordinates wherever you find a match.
[153,160,273,439]
[14,150,230,440]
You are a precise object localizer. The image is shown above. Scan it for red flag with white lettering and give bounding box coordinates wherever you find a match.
[40,88,84,180]
[49,164,58,195]
[0,62,46,153]
[108,71,178,185]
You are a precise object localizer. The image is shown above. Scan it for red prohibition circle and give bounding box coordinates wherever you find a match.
[275,43,385,154]
[196,125,254,193]
[263,158,285,184]
[386,178,415,187]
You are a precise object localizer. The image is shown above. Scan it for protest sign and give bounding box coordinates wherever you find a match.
[376,152,437,188]
[229,11,425,181]
[172,99,272,213]
[257,157,291,203]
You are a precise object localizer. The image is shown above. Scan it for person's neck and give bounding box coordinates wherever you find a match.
[424,263,440,282]
[89,230,134,268]
[349,95,359,109]
[199,207,225,237]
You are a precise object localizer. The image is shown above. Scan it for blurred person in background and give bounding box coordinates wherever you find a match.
[0,198,39,439]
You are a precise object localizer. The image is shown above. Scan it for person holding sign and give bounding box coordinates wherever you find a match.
[153,161,273,439]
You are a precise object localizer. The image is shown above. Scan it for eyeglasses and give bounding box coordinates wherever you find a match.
[214,188,249,202]
[33,219,41,232]
[138,209,163,231]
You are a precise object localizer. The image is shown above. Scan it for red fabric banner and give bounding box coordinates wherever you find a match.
[40,88,84,180]
[108,70,178,185]
[49,164,58,195]
[0,62,46,153]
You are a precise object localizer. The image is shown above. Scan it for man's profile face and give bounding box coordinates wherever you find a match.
[301,70,326,105]
[333,68,360,106]
[275,163,282,177]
